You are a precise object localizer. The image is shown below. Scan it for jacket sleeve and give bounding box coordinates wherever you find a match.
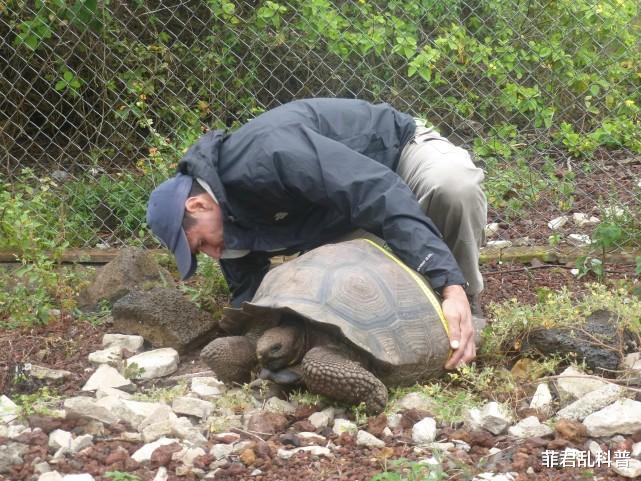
[267,126,467,292]
[219,252,271,308]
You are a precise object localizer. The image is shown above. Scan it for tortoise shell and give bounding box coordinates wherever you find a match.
[242,239,450,370]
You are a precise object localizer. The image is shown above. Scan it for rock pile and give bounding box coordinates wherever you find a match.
[1,331,641,480]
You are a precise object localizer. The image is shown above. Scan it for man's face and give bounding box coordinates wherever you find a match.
[183,194,225,259]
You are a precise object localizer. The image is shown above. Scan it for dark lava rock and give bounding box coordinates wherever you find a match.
[525,309,625,373]
[112,287,222,353]
[77,248,175,309]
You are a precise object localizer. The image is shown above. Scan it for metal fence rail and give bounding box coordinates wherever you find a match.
[1,0,640,253]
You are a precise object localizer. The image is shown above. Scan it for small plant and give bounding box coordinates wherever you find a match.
[104,472,140,481]
[371,458,445,481]
[122,362,145,380]
[132,383,188,403]
[576,220,624,281]
[14,387,60,418]
[351,401,369,426]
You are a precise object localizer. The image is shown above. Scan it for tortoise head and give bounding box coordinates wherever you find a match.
[256,323,306,371]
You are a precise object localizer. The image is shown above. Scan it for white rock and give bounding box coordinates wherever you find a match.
[556,366,607,401]
[87,346,123,365]
[453,440,471,452]
[250,469,262,476]
[277,446,332,460]
[613,458,641,478]
[131,437,180,462]
[484,223,500,237]
[61,475,96,481]
[6,424,30,440]
[95,387,132,400]
[548,215,569,230]
[567,234,592,246]
[332,419,357,435]
[556,383,624,421]
[102,333,144,353]
[507,416,553,438]
[631,442,641,457]
[588,440,603,457]
[38,473,64,481]
[488,447,502,455]
[394,392,435,412]
[34,461,51,474]
[473,473,516,481]
[572,213,599,227]
[0,395,19,424]
[356,430,385,448]
[412,417,437,444]
[27,365,72,381]
[81,364,132,391]
[382,427,393,437]
[466,402,512,435]
[622,353,641,370]
[126,348,179,379]
[264,397,297,415]
[418,456,440,466]
[191,377,226,398]
[309,408,334,429]
[387,413,402,429]
[48,430,73,451]
[570,268,580,276]
[427,442,454,452]
[603,206,625,218]
[177,446,206,466]
[97,397,166,430]
[210,443,234,460]
[583,399,641,436]
[486,240,512,249]
[529,383,553,413]
[70,434,94,452]
[140,404,177,430]
[172,396,213,419]
[152,467,169,481]
[297,432,327,444]
[142,419,175,442]
[172,417,208,447]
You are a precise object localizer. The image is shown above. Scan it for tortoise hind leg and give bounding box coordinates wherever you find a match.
[302,346,388,414]
[200,336,257,384]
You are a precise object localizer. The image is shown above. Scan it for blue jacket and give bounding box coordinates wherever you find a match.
[177,98,465,306]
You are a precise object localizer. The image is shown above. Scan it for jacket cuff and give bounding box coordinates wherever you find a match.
[424,271,467,295]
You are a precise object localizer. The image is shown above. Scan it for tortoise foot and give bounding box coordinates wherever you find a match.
[302,346,388,414]
[200,336,257,384]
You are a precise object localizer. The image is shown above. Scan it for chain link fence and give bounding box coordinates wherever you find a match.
[1,0,640,253]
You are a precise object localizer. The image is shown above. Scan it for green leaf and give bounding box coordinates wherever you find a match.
[63,70,73,81]
[54,80,67,91]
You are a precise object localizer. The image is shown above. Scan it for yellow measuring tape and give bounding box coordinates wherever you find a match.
[363,239,450,337]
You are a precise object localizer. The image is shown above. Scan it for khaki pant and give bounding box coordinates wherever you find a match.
[396,123,486,295]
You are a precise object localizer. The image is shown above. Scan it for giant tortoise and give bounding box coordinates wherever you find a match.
[200,239,452,413]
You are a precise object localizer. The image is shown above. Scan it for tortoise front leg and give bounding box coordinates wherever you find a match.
[200,336,257,384]
[302,346,388,414]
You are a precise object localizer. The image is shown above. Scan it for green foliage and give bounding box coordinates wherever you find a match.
[371,458,445,481]
[179,256,230,316]
[104,472,140,481]
[14,387,60,418]
[481,283,641,362]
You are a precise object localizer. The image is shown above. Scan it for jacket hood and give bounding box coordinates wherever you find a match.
[177,129,233,218]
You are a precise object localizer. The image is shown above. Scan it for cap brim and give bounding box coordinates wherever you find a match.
[174,227,198,280]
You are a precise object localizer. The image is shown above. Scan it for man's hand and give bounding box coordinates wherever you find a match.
[440,284,476,369]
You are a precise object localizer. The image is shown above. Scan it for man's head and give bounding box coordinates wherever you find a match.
[146,174,224,280]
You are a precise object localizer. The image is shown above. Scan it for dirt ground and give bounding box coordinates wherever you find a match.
[1,260,639,481]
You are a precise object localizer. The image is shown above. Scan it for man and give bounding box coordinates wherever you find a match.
[146,98,486,369]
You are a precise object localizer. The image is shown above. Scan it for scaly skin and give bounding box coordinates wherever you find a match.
[200,336,257,384]
[301,345,388,415]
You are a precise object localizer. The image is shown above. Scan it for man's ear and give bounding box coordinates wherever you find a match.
[184,195,212,213]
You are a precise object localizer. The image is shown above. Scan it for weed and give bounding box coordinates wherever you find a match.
[371,458,446,481]
[14,387,60,418]
[104,472,140,481]
[131,382,188,403]
[288,388,325,407]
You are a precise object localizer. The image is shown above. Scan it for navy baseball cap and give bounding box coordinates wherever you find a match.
[146,174,198,280]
